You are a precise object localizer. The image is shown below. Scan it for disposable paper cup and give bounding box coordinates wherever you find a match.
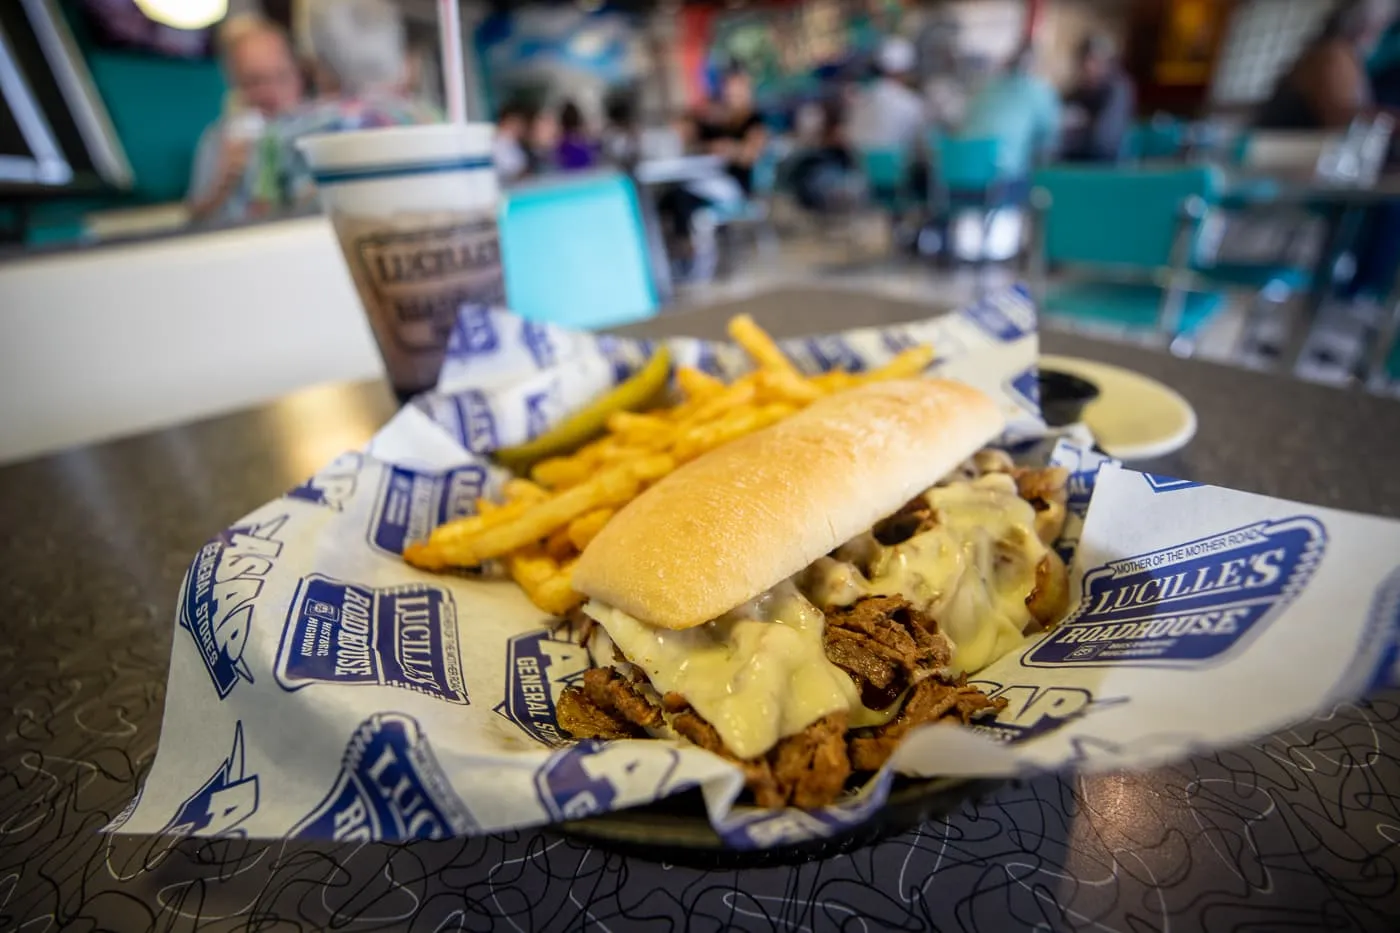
[299,123,504,401]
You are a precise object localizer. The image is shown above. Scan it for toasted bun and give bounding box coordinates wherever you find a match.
[572,379,1004,630]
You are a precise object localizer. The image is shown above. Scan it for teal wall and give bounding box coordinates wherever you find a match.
[83,43,227,202]
[18,3,227,244]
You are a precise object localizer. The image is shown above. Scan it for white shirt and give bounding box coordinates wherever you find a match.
[849,78,928,151]
[493,134,528,182]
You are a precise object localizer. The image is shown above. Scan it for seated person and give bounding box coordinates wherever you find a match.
[1061,35,1134,163]
[957,44,1061,196]
[238,0,438,214]
[187,15,304,224]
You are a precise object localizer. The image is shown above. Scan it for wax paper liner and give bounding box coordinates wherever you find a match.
[110,286,1400,850]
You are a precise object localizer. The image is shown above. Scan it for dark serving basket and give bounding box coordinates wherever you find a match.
[554,775,1002,869]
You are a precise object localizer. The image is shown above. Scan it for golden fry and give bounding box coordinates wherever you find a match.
[424,469,641,566]
[811,371,858,393]
[606,410,671,441]
[567,508,615,551]
[532,565,584,616]
[531,455,592,489]
[754,370,823,405]
[505,546,557,587]
[626,452,676,482]
[676,366,725,401]
[728,314,796,374]
[865,345,936,381]
[544,526,576,562]
[686,380,757,426]
[504,478,549,504]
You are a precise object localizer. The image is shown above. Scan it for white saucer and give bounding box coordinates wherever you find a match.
[1040,354,1198,461]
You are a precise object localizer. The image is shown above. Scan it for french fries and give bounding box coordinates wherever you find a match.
[404,315,936,614]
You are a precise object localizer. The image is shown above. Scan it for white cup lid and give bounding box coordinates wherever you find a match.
[297,122,493,172]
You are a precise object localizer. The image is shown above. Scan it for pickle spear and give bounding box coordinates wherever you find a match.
[494,347,672,474]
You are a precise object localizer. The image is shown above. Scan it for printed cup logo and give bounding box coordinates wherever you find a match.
[494,628,593,746]
[179,515,288,698]
[285,451,363,511]
[160,721,260,838]
[1025,516,1326,668]
[291,713,475,842]
[368,463,487,556]
[446,306,499,358]
[276,574,469,704]
[534,740,682,822]
[354,220,505,353]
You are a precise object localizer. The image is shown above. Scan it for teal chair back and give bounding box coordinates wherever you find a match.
[1032,166,1222,270]
[1123,118,1187,161]
[751,146,781,197]
[932,134,1001,190]
[859,147,907,192]
[499,172,659,329]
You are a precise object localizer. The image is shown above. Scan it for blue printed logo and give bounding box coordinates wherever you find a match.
[291,713,475,842]
[1024,516,1327,668]
[1144,473,1202,493]
[798,336,865,373]
[285,452,363,511]
[367,463,487,556]
[179,515,288,698]
[524,390,552,440]
[962,293,1034,342]
[276,574,468,704]
[534,740,684,822]
[1008,366,1040,415]
[520,320,556,368]
[447,306,498,357]
[881,329,919,354]
[160,721,260,838]
[493,628,593,746]
[715,771,895,849]
[452,390,498,453]
[968,681,1127,743]
[595,335,649,383]
[1047,439,1118,516]
[1363,567,1400,691]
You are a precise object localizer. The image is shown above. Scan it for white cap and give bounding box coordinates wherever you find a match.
[878,37,916,75]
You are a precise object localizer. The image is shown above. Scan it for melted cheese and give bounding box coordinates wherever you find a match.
[586,473,1049,759]
[586,580,896,760]
[868,473,1047,673]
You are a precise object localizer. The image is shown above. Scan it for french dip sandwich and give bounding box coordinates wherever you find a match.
[558,379,1070,808]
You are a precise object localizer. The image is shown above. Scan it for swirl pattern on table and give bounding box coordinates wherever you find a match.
[1,591,1397,931]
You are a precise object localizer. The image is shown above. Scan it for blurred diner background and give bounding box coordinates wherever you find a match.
[5,0,1400,464]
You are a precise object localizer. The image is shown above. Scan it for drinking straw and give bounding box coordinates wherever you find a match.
[438,0,466,123]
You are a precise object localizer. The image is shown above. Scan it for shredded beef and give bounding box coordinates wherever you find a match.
[848,677,1007,771]
[672,707,850,808]
[557,666,665,741]
[555,687,640,740]
[1013,465,1070,545]
[872,497,937,546]
[823,597,950,709]
[581,666,664,730]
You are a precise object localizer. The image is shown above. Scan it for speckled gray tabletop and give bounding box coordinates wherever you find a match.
[2,288,1398,931]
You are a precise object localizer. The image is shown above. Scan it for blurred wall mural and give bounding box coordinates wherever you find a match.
[473,7,645,119]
